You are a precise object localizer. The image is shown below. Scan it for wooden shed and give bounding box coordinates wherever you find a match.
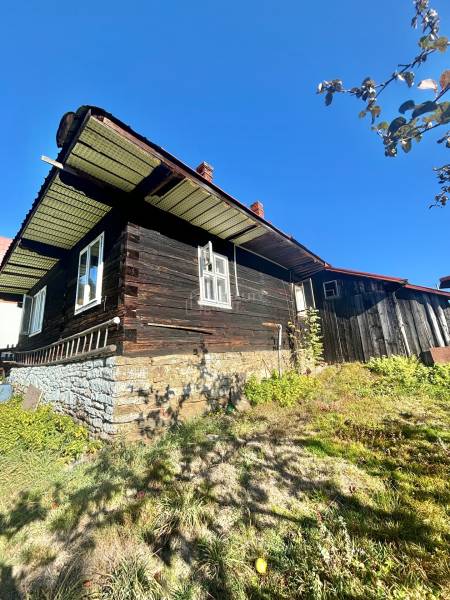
[309,267,450,363]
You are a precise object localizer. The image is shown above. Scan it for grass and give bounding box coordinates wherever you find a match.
[0,357,449,599]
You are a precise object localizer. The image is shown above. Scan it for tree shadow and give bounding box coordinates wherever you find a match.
[1,407,447,597]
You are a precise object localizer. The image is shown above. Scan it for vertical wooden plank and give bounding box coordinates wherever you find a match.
[392,292,411,356]
[424,295,445,347]
[430,294,450,345]
[376,293,394,357]
[354,293,374,361]
[410,293,434,352]
[398,296,421,356]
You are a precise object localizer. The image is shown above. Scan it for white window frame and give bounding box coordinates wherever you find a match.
[323,280,339,299]
[198,242,232,309]
[28,286,47,337]
[295,278,315,314]
[74,232,104,315]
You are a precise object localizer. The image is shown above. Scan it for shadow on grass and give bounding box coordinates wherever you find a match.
[0,411,448,597]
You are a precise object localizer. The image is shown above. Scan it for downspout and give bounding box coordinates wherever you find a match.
[262,321,283,376]
[277,324,283,377]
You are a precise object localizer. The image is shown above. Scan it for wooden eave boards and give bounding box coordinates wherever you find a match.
[0,114,324,295]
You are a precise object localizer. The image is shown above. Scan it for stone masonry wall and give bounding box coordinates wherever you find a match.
[113,349,292,439]
[8,358,117,437]
[8,349,292,439]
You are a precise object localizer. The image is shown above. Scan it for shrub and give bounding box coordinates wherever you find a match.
[0,397,99,460]
[245,371,320,407]
[367,355,450,398]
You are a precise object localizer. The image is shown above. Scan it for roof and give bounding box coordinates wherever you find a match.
[0,105,446,303]
[440,275,450,290]
[0,106,327,298]
[0,238,11,263]
[325,266,450,299]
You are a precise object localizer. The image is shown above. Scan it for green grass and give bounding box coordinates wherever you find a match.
[0,358,449,599]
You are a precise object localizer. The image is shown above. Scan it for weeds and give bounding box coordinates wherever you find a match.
[1,357,449,599]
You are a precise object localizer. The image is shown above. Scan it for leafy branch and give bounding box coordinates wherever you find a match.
[317,0,450,207]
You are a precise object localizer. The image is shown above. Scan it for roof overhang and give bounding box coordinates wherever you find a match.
[0,106,327,297]
[324,266,450,299]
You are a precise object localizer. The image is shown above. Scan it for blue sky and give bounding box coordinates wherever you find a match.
[1,0,449,287]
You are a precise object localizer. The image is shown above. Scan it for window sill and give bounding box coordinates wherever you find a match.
[74,298,102,316]
[29,328,42,337]
[198,300,232,310]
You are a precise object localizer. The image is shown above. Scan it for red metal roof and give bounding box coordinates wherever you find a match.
[325,266,450,298]
[325,266,406,284]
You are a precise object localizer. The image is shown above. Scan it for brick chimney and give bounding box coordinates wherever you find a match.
[196,161,214,183]
[250,201,264,218]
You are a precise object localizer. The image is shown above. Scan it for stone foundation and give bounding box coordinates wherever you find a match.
[8,349,292,438]
[8,358,117,437]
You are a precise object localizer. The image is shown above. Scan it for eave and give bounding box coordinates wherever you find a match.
[324,266,450,299]
[0,106,327,296]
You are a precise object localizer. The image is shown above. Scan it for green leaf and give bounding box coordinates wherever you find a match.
[399,100,415,114]
[403,72,415,88]
[434,37,448,52]
[419,35,432,49]
[412,101,438,119]
[429,102,450,125]
[368,105,381,123]
[400,139,412,153]
[359,110,367,119]
[388,117,407,135]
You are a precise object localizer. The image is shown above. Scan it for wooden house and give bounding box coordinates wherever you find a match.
[0,106,449,437]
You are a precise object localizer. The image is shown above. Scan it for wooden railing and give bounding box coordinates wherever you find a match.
[0,317,121,367]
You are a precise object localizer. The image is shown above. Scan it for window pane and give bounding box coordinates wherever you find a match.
[295,285,306,312]
[215,256,226,276]
[88,240,101,302]
[217,278,229,304]
[77,250,88,306]
[30,297,38,333]
[21,295,33,334]
[324,281,338,298]
[304,279,315,308]
[204,275,215,301]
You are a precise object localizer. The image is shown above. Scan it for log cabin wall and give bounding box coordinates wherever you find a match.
[17,209,127,352]
[311,271,450,363]
[121,204,296,358]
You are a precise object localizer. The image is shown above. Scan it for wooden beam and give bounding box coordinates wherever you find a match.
[19,239,67,260]
[0,292,23,302]
[58,169,126,209]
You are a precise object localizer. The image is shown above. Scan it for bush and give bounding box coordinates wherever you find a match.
[0,397,99,460]
[245,371,320,407]
[367,355,450,398]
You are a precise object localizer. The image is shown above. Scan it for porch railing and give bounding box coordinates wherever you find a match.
[0,317,121,367]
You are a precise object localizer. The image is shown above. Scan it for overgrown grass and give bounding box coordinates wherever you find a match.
[1,358,449,599]
[0,397,99,459]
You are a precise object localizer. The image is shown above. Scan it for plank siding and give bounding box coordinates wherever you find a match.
[312,272,450,363]
[121,205,295,357]
[17,210,127,352]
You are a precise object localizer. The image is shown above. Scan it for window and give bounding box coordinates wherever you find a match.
[198,242,231,308]
[295,279,315,313]
[75,233,104,314]
[323,280,339,299]
[20,287,47,337]
[20,295,33,335]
